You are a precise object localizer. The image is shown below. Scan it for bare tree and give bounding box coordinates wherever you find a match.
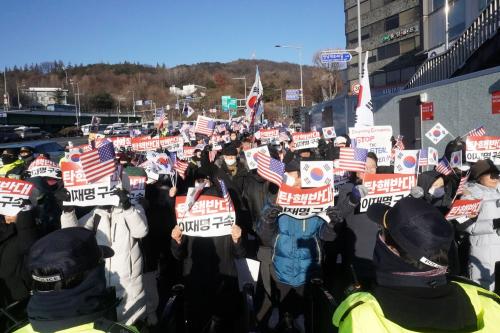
[312,51,344,102]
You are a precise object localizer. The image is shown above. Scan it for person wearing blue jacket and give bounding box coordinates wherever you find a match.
[257,158,340,331]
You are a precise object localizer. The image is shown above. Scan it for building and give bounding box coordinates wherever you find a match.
[344,0,424,95]
[25,87,68,107]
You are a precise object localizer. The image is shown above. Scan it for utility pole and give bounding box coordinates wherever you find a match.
[445,0,450,50]
[275,45,304,107]
[3,68,8,112]
[357,0,363,85]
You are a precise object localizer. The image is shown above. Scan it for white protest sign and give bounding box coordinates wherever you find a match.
[300,161,334,188]
[122,175,146,205]
[465,136,500,164]
[0,178,34,216]
[276,184,333,219]
[292,131,320,150]
[322,126,337,139]
[349,126,393,166]
[360,174,416,212]
[425,122,449,145]
[175,195,235,237]
[63,181,120,207]
[244,146,270,170]
[28,157,61,179]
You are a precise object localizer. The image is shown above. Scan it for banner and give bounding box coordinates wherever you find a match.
[445,199,482,221]
[159,136,184,152]
[360,174,416,212]
[175,195,235,237]
[300,161,334,188]
[322,126,337,139]
[258,129,279,143]
[97,137,132,150]
[183,146,196,159]
[276,183,333,219]
[349,126,393,166]
[61,161,88,187]
[28,157,61,178]
[123,175,146,205]
[0,178,34,216]
[425,122,449,145]
[465,136,500,164]
[292,131,320,150]
[63,181,120,207]
[131,136,161,152]
[244,146,270,170]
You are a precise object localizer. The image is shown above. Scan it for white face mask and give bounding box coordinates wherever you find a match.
[284,174,296,186]
[224,158,236,166]
[429,187,445,198]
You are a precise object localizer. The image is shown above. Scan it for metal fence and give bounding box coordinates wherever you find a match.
[406,0,500,89]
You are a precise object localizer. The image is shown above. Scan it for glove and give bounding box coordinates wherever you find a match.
[114,189,131,210]
[326,206,344,225]
[349,185,369,204]
[262,204,282,224]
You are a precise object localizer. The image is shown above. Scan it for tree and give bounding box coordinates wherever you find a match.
[89,92,116,111]
[311,51,344,102]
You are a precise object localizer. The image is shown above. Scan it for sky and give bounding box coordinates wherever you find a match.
[0,0,345,68]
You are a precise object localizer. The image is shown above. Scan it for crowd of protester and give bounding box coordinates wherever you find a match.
[0,123,500,333]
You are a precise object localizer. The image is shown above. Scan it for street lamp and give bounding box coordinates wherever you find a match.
[274,88,284,118]
[61,66,69,87]
[231,77,247,99]
[69,79,80,128]
[16,82,25,109]
[275,44,304,107]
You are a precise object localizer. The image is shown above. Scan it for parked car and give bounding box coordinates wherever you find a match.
[0,125,21,143]
[14,126,43,140]
[0,140,65,163]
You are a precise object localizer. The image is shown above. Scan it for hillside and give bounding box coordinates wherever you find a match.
[4,59,343,120]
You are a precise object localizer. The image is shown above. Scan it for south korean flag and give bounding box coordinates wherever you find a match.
[300,161,334,188]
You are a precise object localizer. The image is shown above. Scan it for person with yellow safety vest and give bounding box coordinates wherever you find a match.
[0,149,25,179]
[333,197,500,333]
[12,227,139,333]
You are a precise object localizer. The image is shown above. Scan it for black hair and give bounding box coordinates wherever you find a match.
[367,152,378,165]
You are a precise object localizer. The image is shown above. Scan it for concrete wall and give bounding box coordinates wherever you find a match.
[307,65,500,154]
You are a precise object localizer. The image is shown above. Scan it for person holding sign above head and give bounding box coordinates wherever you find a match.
[333,197,500,333]
[257,158,338,332]
[60,188,148,326]
[170,165,246,333]
[459,159,500,291]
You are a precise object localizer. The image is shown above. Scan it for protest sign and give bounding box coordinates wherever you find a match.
[425,123,449,145]
[446,199,482,221]
[175,195,235,237]
[0,178,34,216]
[349,126,393,166]
[322,126,336,139]
[276,183,333,219]
[258,129,279,143]
[244,146,270,170]
[159,136,184,152]
[360,174,416,212]
[63,181,120,207]
[28,157,61,178]
[465,136,500,164]
[300,161,334,187]
[122,175,146,205]
[183,146,196,159]
[131,136,161,152]
[61,161,88,187]
[97,137,132,150]
[292,131,320,150]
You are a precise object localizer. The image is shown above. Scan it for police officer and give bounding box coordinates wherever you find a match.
[0,148,24,179]
[333,197,500,332]
[13,227,139,333]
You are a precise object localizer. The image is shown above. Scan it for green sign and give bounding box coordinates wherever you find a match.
[221,96,231,112]
[228,98,237,110]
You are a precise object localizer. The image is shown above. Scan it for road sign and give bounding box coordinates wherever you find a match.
[221,96,231,112]
[351,83,361,95]
[320,51,352,64]
[286,89,301,101]
[228,98,237,110]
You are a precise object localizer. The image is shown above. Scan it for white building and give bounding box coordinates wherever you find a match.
[26,87,69,107]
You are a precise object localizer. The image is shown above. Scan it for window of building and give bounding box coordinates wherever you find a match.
[401,67,415,81]
[378,42,400,60]
[360,0,371,15]
[385,14,399,31]
[479,0,489,11]
[384,0,396,4]
[432,0,445,12]
[386,70,401,84]
[347,6,358,22]
[373,73,387,87]
[400,37,416,54]
[449,0,466,38]
[400,7,419,26]
[371,0,384,10]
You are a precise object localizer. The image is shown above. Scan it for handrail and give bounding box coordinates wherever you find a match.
[406,0,500,89]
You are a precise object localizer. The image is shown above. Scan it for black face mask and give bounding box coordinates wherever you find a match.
[2,155,17,165]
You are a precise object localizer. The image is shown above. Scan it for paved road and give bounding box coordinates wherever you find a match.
[0,136,89,148]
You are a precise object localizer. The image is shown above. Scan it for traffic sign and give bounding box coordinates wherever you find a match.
[286,89,301,101]
[320,51,352,64]
[351,83,361,95]
[221,95,230,112]
[228,98,237,110]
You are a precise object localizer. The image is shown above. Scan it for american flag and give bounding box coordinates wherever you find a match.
[418,148,428,167]
[79,140,116,183]
[216,124,226,134]
[209,150,218,163]
[256,152,284,186]
[455,173,470,196]
[338,147,368,172]
[170,153,188,179]
[435,157,453,176]
[217,178,234,210]
[464,126,486,137]
[279,131,289,142]
[155,107,165,129]
[195,116,216,136]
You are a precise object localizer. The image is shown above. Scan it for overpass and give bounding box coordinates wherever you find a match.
[0,109,142,132]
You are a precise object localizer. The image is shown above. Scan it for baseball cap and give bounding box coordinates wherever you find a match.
[29,227,113,288]
[367,197,453,269]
